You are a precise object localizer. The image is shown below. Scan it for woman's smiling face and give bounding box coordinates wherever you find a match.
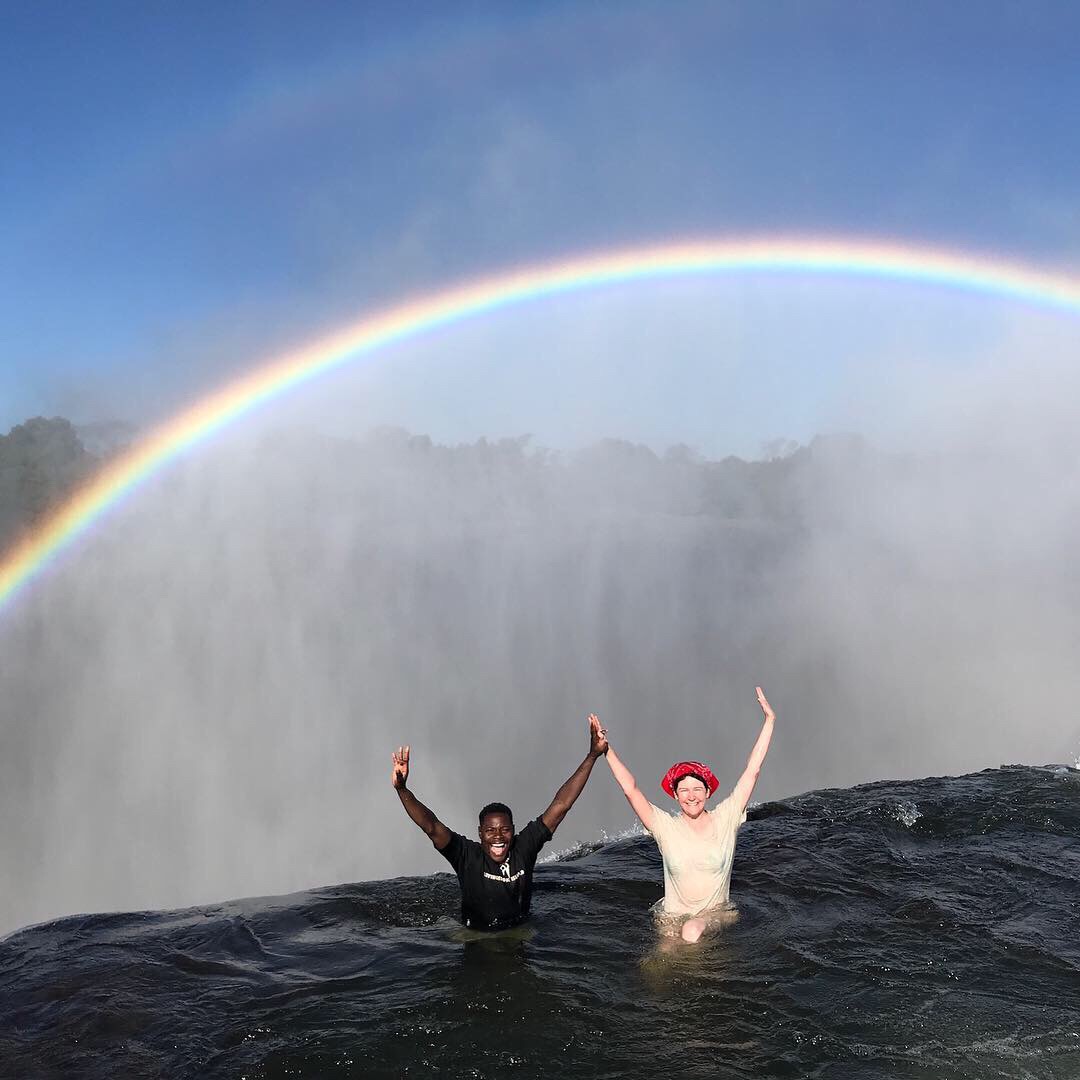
[674,776,709,818]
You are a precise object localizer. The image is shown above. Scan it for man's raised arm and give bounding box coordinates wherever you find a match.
[392,744,452,850]
[540,715,608,835]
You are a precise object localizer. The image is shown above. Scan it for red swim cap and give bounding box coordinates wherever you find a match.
[661,760,720,799]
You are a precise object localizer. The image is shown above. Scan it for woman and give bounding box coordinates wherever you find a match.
[600,686,776,943]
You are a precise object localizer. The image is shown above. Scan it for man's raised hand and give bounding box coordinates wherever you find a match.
[392,745,411,789]
[588,713,609,757]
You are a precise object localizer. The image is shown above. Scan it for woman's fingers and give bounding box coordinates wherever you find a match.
[755,686,775,719]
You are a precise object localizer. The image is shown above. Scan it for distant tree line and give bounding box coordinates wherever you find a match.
[0,417,138,551]
[0,414,872,558]
[0,418,93,551]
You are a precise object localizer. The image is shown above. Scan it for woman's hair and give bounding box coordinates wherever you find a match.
[673,772,708,793]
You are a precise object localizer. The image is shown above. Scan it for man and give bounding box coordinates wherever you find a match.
[391,716,608,930]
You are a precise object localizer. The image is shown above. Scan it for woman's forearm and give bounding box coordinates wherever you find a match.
[733,714,775,809]
[745,715,774,774]
[605,745,654,829]
[605,745,638,795]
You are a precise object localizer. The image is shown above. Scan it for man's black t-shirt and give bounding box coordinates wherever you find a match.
[438,817,552,930]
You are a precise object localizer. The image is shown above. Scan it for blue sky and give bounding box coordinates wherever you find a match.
[4,1,1080,454]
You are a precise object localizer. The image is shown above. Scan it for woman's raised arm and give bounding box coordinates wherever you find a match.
[731,686,776,812]
[602,726,655,832]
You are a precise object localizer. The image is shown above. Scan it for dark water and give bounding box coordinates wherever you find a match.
[3,765,1079,1079]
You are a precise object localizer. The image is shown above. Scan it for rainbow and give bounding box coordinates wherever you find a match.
[4,235,1080,615]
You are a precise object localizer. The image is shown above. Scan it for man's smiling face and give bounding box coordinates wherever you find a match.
[478,811,514,864]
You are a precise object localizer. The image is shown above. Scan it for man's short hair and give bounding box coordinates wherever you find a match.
[478,802,513,825]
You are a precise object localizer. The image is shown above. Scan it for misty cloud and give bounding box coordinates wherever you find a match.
[3,400,1079,935]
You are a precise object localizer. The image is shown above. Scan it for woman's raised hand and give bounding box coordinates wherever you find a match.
[756,687,775,723]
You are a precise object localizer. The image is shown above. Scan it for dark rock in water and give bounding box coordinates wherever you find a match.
[2,766,1079,1078]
